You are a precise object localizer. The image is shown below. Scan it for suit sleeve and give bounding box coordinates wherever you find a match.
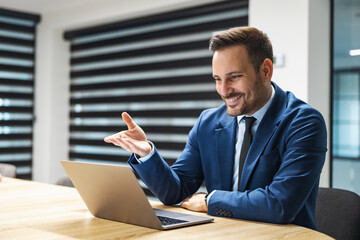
[207,109,327,224]
[128,112,205,205]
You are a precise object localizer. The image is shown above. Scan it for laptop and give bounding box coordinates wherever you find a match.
[60,160,214,230]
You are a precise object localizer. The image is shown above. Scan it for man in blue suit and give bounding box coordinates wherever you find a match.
[105,27,327,230]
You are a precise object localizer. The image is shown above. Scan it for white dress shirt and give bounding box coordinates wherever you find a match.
[232,86,275,191]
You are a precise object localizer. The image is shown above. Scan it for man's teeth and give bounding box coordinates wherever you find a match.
[227,96,241,102]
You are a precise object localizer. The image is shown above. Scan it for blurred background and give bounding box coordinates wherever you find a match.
[0,0,358,195]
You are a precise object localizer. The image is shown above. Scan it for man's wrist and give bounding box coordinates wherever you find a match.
[204,193,209,206]
[136,141,155,163]
[205,190,216,207]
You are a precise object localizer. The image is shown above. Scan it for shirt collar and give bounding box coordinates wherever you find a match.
[237,85,275,124]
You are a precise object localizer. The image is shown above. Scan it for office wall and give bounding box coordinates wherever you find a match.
[1,0,331,185]
[249,0,331,187]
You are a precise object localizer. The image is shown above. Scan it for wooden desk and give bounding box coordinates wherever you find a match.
[0,178,333,240]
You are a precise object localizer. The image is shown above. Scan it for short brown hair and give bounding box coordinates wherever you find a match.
[209,26,273,72]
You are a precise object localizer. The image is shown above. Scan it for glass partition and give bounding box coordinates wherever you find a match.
[332,0,360,194]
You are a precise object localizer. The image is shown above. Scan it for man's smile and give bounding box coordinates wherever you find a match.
[223,94,243,107]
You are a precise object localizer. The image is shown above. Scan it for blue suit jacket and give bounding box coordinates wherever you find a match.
[129,82,327,230]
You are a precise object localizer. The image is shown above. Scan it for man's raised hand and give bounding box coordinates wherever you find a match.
[104,112,152,158]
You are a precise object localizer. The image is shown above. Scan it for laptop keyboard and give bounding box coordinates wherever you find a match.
[158,216,188,226]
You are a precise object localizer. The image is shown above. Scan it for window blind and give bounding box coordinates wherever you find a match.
[64,0,248,195]
[0,8,40,179]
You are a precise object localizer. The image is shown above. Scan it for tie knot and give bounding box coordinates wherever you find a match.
[243,116,256,130]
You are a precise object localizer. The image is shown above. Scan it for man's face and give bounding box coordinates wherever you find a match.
[212,45,269,116]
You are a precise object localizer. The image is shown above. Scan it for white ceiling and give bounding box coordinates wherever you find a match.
[0,0,99,14]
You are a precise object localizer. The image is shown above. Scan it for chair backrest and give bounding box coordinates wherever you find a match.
[0,163,16,178]
[315,187,360,240]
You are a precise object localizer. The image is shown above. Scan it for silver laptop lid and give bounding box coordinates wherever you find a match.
[61,160,163,230]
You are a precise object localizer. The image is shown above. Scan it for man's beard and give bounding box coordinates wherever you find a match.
[226,99,250,116]
[222,93,251,116]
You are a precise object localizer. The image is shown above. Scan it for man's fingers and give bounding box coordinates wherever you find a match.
[104,136,112,143]
[104,132,124,143]
[122,112,137,130]
[180,197,189,208]
[180,194,207,212]
[180,201,188,209]
[111,136,134,153]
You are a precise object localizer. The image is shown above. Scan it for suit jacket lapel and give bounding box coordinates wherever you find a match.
[215,113,237,191]
[239,82,287,191]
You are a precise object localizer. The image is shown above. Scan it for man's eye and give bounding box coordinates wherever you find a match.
[214,78,221,81]
[231,75,241,79]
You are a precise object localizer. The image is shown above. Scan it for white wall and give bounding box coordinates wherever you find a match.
[249,0,331,187]
[308,0,331,187]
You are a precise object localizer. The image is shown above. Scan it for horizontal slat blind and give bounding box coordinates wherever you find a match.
[65,0,248,194]
[0,8,40,179]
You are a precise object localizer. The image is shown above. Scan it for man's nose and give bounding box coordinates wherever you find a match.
[217,81,232,97]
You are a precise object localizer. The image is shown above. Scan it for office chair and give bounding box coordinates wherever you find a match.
[315,187,360,240]
[0,163,16,178]
[56,176,74,187]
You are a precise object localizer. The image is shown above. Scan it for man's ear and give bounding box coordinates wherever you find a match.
[261,58,273,82]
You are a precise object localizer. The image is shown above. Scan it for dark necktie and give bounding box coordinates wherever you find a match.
[238,116,256,190]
